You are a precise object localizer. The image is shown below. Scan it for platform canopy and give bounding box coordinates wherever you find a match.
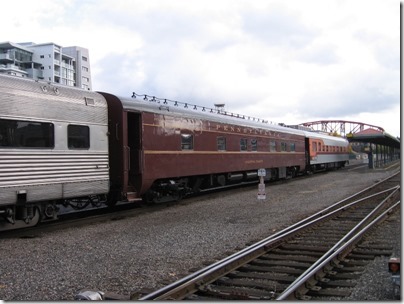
[346,128,400,149]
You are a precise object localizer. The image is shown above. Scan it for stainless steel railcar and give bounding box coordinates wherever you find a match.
[0,74,109,229]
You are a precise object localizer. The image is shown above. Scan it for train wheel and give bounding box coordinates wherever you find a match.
[0,206,41,232]
[142,191,156,204]
[90,195,106,207]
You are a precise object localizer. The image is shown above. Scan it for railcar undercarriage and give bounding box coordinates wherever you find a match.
[0,194,108,232]
[309,161,348,173]
[142,178,192,204]
[142,166,302,204]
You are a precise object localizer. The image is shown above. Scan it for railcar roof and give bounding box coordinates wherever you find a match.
[119,96,307,136]
[0,74,106,107]
[302,130,349,143]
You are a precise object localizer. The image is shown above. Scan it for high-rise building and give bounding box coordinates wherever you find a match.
[62,46,92,91]
[0,41,92,90]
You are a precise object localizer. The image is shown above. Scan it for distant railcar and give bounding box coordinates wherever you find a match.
[304,131,350,171]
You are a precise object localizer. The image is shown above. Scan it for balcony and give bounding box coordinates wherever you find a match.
[0,63,25,71]
[0,53,14,61]
[61,62,74,69]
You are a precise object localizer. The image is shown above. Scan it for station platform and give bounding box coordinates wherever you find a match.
[346,128,400,169]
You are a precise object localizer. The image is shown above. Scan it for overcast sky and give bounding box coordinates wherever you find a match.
[2,0,401,137]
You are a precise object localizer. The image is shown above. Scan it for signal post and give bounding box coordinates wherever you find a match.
[257,168,266,200]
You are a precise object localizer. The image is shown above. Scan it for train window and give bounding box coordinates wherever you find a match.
[269,141,276,152]
[281,142,287,152]
[251,139,258,151]
[68,125,90,149]
[312,142,317,152]
[217,136,226,151]
[181,133,193,150]
[290,143,296,152]
[240,138,248,151]
[0,118,54,148]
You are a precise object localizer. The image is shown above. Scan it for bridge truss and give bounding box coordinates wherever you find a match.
[300,120,385,137]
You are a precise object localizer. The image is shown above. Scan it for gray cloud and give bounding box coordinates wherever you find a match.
[241,6,318,48]
[296,82,398,119]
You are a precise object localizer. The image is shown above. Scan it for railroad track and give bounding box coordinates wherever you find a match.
[131,171,400,301]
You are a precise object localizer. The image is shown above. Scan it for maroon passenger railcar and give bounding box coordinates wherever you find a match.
[100,93,308,203]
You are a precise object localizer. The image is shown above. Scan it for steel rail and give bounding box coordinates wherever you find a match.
[276,197,401,300]
[139,181,400,300]
[74,172,399,300]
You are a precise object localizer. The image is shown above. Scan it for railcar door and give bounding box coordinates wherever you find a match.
[305,137,311,170]
[127,112,142,194]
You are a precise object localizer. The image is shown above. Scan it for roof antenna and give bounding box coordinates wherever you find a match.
[214,103,225,113]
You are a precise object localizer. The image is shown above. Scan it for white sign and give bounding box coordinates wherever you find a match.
[258,168,266,177]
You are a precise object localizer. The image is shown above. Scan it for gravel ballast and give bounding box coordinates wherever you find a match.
[0,161,400,301]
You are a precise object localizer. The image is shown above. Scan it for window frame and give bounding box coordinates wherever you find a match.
[217,136,226,151]
[240,138,248,151]
[269,141,277,152]
[281,142,287,152]
[181,133,194,150]
[251,138,258,151]
[68,124,90,149]
[0,118,54,149]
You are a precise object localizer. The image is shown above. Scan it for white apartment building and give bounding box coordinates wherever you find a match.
[63,46,92,91]
[0,41,92,90]
[25,42,76,87]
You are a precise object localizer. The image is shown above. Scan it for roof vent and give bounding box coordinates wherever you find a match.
[85,97,95,106]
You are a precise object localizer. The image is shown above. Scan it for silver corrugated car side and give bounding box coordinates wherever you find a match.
[0,74,109,206]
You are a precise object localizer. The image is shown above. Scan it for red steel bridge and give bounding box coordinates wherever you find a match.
[299,120,385,137]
